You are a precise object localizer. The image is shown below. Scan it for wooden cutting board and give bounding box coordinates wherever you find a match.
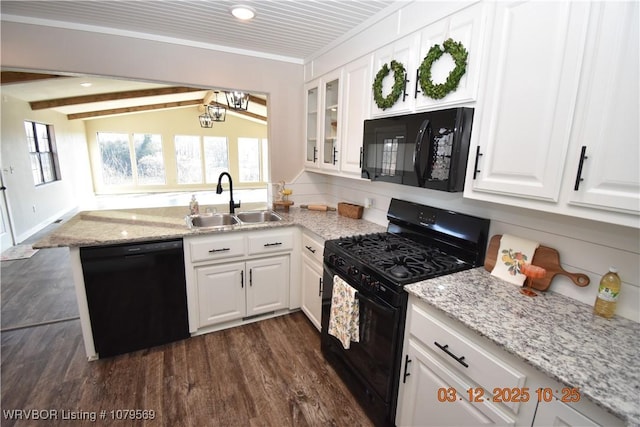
[484,235,590,291]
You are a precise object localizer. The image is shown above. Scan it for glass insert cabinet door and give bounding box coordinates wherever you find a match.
[323,78,339,167]
[305,84,319,165]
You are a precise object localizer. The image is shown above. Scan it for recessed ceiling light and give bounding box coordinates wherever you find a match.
[230,5,255,21]
[80,82,92,87]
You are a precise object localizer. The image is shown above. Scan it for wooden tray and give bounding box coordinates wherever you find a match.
[484,235,590,291]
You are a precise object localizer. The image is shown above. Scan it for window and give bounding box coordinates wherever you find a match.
[238,137,261,183]
[133,134,165,185]
[24,121,60,185]
[174,135,203,184]
[97,132,165,186]
[204,136,229,183]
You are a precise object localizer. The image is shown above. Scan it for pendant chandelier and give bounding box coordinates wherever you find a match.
[199,91,227,128]
[208,91,226,122]
[225,90,250,111]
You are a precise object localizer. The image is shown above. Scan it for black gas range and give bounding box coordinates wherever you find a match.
[321,199,490,427]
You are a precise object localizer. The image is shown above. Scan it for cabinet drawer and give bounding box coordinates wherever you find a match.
[302,232,324,265]
[409,303,526,413]
[247,229,294,255]
[189,234,245,263]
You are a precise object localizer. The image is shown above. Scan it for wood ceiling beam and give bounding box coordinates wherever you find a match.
[31,86,204,110]
[68,99,267,122]
[1,71,66,85]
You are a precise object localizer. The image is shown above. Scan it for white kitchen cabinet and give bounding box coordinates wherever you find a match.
[340,55,372,175]
[196,262,245,327]
[184,228,295,334]
[414,2,488,110]
[397,294,625,427]
[320,69,343,171]
[196,256,289,329]
[245,255,289,316]
[304,80,320,168]
[371,33,420,118]
[397,297,524,426]
[467,1,591,202]
[532,395,624,427]
[300,231,324,330]
[563,1,640,216]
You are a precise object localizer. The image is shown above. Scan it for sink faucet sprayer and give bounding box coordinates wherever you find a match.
[216,172,241,214]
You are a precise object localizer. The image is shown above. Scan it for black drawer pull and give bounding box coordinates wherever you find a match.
[209,247,230,253]
[318,278,323,297]
[264,242,282,247]
[574,146,588,191]
[403,354,412,383]
[434,341,469,368]
[305,245,316,254]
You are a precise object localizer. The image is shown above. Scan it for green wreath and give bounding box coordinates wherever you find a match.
[372,60,406,110]
[419,38,468,100]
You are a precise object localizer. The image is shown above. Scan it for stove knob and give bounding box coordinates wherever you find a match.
[336,257,345,267]
[348,266,359,276]
[370,280,381,292]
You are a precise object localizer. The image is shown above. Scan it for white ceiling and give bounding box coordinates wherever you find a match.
[0,0,401,63]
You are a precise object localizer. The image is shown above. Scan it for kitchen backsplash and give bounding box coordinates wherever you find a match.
[290,170,639,322]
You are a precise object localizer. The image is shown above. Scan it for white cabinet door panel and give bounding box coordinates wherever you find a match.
[471,1,590,202]
[246,256,289,316]
[565,1,640,215]
[196,262,245,327]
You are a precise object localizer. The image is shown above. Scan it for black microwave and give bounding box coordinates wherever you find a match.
[361,107,473,192]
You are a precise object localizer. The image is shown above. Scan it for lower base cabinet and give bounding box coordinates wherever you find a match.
[196,256,289,328]
[397,295,624,427]
[300,231,324,331]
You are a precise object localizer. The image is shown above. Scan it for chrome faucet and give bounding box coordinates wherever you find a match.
[216,172,241,214]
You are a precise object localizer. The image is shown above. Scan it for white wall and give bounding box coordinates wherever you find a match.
[0,21,304,185]
[0,95,93,242]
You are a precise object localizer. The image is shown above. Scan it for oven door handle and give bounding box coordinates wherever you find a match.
[413,119,432,188]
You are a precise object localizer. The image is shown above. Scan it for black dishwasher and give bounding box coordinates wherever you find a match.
[80,239,190,358]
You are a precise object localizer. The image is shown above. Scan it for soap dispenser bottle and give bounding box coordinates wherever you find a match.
[189,195,199,215]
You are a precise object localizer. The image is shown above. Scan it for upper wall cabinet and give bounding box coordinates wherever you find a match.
[304,56,372,177]
[465,1,639,228]
[467,1,590,202]
[371,3,488,117]
[414,2,488,111]
[562,1,640,216]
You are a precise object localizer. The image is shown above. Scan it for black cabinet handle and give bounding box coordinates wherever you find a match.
[264,242,282,247]
[305,245,316,254]
[249,269,252,287]
[241,270,244,288]
[403,354,412,383]
[402,72,409,102]
[414,68,421,98]
[574,146,588,191]
[313,146,318,163]
[333,147,338,165]
[359,147,363,168]
[434,341,468,368]
[318,278,323,297]
[472,146,483,180]
[209,247,230,253]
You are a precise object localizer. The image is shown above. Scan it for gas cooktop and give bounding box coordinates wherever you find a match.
[331,232,470,285]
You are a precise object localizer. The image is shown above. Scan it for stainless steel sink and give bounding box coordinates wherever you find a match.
[236,210,283,224]
[187,213,239,228]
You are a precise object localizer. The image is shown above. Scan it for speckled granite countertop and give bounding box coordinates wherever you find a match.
[33,205,385,248]
[406,268,640,426]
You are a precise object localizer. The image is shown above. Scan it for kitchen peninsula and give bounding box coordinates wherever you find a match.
[34,206,639,426]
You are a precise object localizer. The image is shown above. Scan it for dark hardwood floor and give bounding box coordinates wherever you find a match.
[1,232,374,426]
